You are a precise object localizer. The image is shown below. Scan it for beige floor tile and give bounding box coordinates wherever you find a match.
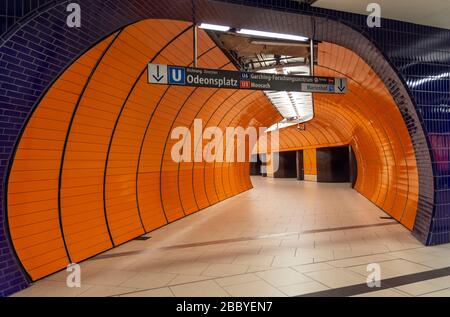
[329,254,396,268]
[420,257,450,269]
[259,246,296,256]
[354,289,408,297]
[79,256,142,271]
[12,281,92,297]
[292,262,334,273]
[215,273,261,287]
[168,274,212,285]
[78,285,138,297]
[388,249,434,263]
[298,249,334,262]
[246,238,282,247]
[170,280,229,297]
[420,288,450,297]
[225,245,262,255]
[119,287,174,297]
[44,266,100,282]
[120,271,177,289]
[395,276,450,296]
[333,248,373,259]
[15,177,433,298]
[233,254,274,266]
[162,262,210,275]
[196,251,237,264]
[280,239,315,249]
[349,259,432,279]
[83,270,139,287]
[278,281,330,296]
[224,280,286,297]
[123,258,174,272]
[271,255,314,267]
[305,268,367,288]
[159,249,204,262]
[202,263,249,277]
[246,265,272,273]
[256,268,312,287]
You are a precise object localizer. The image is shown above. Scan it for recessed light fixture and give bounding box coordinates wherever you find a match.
[198,23,231,32]
[250,40,307,47]
[237,28,308,42]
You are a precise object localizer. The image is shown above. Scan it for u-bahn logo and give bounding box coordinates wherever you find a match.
[168,66,186,85]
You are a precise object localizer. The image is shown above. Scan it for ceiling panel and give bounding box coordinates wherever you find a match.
[312,0,450,29]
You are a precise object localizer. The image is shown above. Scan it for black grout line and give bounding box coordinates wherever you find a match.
[297,266,450,297]
[133,236,151,241]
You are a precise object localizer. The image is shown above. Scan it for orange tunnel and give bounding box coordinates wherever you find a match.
[260,42,419,230]
[6,19,418,281]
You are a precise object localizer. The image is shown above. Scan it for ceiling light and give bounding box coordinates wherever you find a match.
[237,28,308,42]
[250,40,308,47]
[198,23,231,32]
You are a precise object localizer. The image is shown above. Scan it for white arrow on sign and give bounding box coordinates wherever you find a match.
[148,64,167,84]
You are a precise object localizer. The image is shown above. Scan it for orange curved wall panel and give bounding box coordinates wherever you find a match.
[303,149,317,176]
[266,42,419,230]
[7,33,117,279]
[7,19,280,280]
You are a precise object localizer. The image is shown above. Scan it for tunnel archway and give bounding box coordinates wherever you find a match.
[263,41,419,230]
[4,17,421,282]
[6,19,281,280]
[0,0,439,295]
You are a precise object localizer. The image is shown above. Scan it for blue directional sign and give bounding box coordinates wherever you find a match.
[148,63,347,94]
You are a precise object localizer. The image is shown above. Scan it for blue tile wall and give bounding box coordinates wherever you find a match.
[0,0,449,296]
[0,0,55,36]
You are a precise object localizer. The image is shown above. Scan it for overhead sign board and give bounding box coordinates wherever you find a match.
[148,64,347,94]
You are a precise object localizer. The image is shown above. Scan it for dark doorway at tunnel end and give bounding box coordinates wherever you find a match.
[250,154,262,176]
[296,150,304,181]
[274,151,297,178]
[317,146,351,183]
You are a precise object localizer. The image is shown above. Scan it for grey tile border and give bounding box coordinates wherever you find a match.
[297,267,450,297]
[160,222,399,250]
[91,221,399,260]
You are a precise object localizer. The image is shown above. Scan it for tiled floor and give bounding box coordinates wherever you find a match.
[12,177,450,297]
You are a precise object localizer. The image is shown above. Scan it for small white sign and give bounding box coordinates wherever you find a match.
[334,78,347,94]
[300,83,330,93]
[148,64,167,84]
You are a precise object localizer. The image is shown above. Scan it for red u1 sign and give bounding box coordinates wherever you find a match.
[240,80,251,89]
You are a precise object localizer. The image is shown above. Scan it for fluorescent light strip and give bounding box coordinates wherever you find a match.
[237,28,308,42]
[198,23,230,32]
[251,40,307,47]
